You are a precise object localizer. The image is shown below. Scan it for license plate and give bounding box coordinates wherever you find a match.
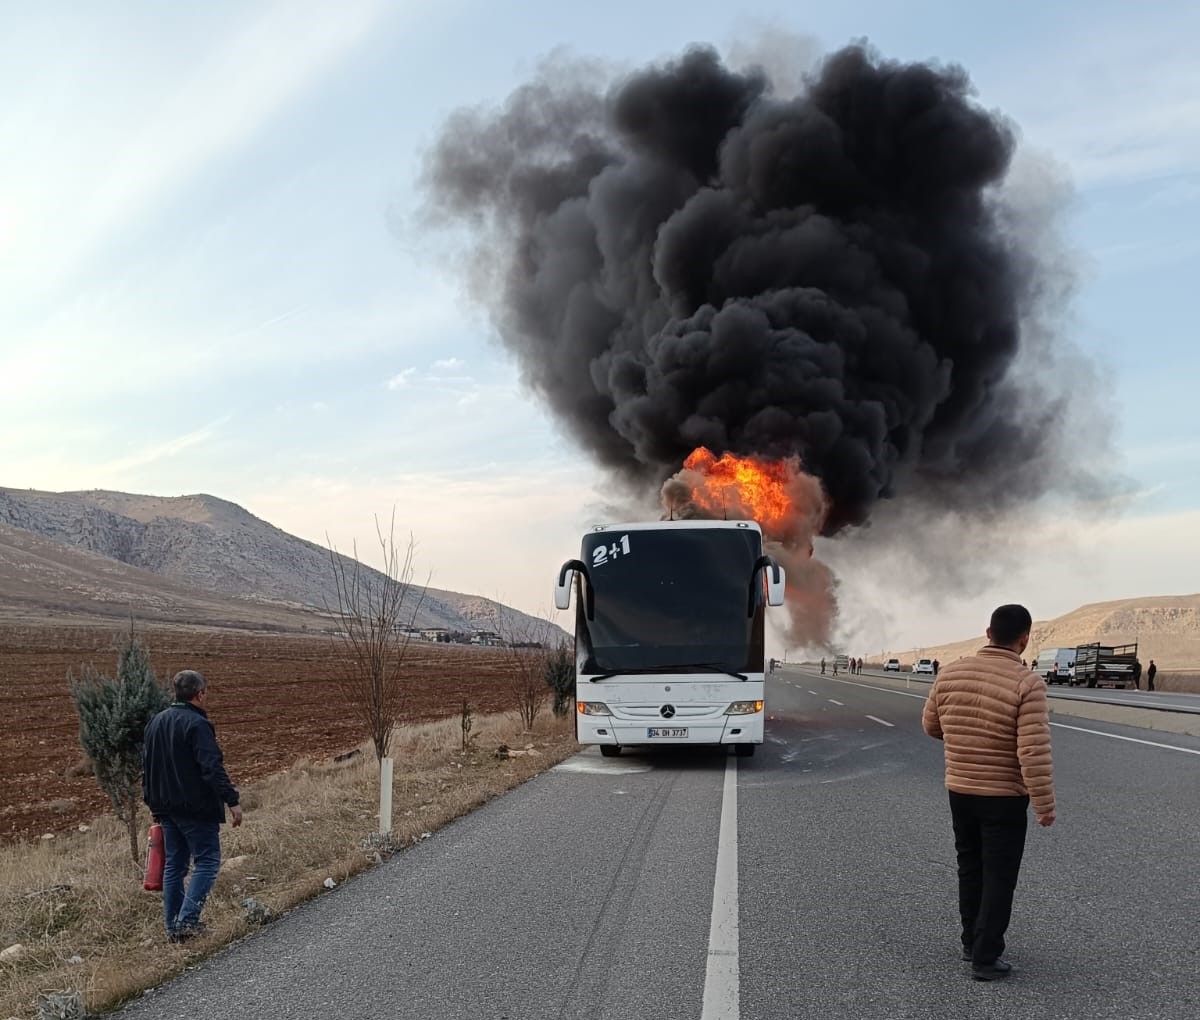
[646,727,688,738]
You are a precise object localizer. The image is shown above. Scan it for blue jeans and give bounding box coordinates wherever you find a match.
[160,815,221,933]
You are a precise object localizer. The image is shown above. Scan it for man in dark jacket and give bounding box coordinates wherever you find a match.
[143,670,242,940]
[1147,660,1157,691]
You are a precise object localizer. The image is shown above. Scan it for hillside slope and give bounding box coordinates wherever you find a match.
[0,522,320,629]
[0,487,559,639]
[884,593,1200,670]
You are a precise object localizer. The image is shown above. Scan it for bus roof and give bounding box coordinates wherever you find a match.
[585,519,764,535]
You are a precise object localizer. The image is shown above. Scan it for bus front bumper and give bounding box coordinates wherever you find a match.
[578,716,763,747]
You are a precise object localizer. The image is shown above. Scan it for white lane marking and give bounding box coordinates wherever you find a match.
[812,673,1200,755]
[828,699,844,706]
[1049,722,1200,756]
[701,755,739,1020]
[808,690,819,696]
[866,715,895,728]
[1054,694,1200,712]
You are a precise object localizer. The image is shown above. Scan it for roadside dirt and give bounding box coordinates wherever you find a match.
[0,624,529,843]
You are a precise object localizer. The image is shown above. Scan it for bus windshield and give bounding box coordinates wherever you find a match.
[576,527,765,676]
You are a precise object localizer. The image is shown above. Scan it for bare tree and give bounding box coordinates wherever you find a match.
[327,513,428,762]
[510,642,550,731]
[492,606,561,731]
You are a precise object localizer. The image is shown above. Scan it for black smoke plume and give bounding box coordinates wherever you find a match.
[425,43,1071,535]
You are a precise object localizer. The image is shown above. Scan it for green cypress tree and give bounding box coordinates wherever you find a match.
[68,622,171,864]
[542,642,576,718]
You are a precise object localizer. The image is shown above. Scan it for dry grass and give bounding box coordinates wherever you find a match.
[0,712,577,1019]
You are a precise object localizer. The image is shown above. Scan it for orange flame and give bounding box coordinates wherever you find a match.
[663,446,834,644]
[682,446,794,533]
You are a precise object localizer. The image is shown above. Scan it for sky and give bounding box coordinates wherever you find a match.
[2,0,1198,655]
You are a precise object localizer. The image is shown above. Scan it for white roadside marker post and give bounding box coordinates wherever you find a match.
[379,757,394,837]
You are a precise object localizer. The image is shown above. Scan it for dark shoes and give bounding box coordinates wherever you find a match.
[169,922,209,944]
[971,958,1013,981]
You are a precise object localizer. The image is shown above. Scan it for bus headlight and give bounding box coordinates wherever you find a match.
[725,700,764,715]
[577,701,612,716]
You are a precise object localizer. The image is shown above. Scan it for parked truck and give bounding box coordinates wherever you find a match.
[1033,647,1076,685]
[1072,642,1138,689]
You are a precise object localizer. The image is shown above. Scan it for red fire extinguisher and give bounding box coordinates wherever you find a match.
[144,822,165,891]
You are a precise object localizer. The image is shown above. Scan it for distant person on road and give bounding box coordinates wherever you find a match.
[820,657,826,675]
[922,604,1055,982]
[933,659,940,677]
[1133,660,1143,691]
[143,670,243,942]
[1147,660,1157,691]
[849,656,856,674]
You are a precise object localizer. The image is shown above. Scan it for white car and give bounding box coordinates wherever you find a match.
[913,658,935,676]
[884,658,901,672]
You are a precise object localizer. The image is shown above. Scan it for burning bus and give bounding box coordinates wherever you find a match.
[555,519,785,757]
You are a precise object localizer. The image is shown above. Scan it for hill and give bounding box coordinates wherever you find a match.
[0,521,324,630]
[0,487,559,639]
[883,593,1200,671]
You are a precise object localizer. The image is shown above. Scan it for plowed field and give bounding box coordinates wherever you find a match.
[0,625,529,843]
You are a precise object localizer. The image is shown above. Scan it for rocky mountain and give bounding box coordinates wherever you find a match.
[0,487,560,638]
[0,520,322,629]
[883,593,1200,671]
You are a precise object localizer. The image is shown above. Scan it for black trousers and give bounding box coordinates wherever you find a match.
[949,791,1029,964]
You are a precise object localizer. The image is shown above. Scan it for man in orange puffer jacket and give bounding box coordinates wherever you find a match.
[922,604,1056,981]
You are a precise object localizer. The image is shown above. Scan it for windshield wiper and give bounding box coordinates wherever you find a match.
[588,663,747,682]
[668,662,748,681]
[587,668,660,683]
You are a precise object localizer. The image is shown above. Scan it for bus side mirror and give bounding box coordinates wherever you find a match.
[765,562,786,606]
[554,577,572,610]
[750,556,787,613]
[554,559,589,611]
[554,563,574,610]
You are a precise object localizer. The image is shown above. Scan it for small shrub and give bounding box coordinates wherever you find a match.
[67,623,171,864]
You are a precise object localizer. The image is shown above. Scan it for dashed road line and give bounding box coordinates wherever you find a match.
[828,699,844,706]
[866,715,895,728]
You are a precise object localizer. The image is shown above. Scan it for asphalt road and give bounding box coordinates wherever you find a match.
[117,666,1200,1020]
[840,666,1200,715]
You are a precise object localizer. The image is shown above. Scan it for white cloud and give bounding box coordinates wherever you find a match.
[990,11,1200,187]
[0,0,391,295]
[94,417,232,479]
[387,368,417,390]
[384,359,487,405]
